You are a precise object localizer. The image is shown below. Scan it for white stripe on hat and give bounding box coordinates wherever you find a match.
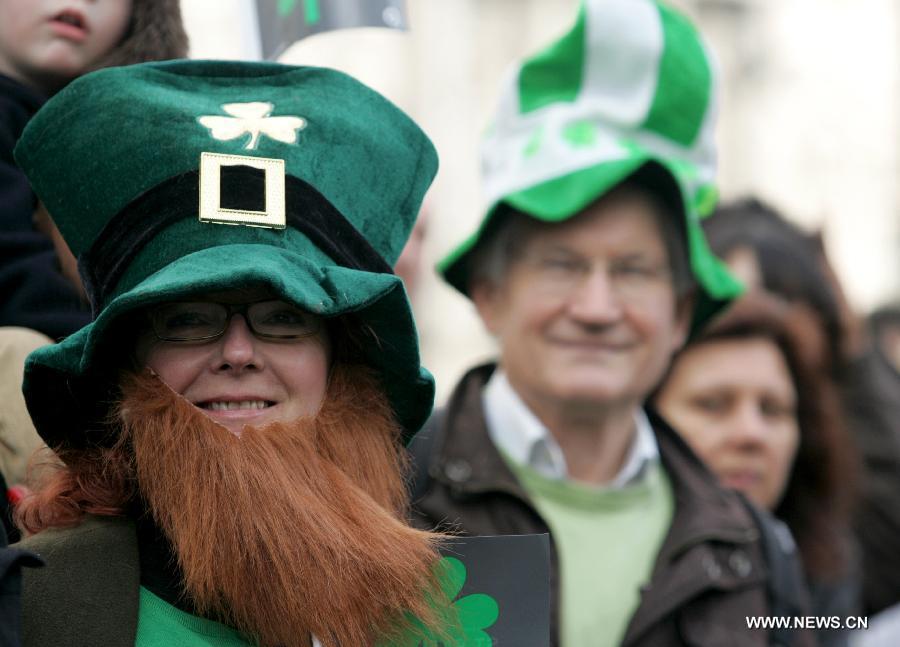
[480,0,717,212]
[579,0,663,128]
[481,108,631,205]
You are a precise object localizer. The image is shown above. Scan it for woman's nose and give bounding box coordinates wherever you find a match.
[728,402,769,447]
[214,315,261,372]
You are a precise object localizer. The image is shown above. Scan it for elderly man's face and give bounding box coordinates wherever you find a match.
[138,296,331,435]
[474,190,691,416]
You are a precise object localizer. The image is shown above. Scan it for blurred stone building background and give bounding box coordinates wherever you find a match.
[182,0,900,402]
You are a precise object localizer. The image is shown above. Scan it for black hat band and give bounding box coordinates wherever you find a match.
[78,168,394,316]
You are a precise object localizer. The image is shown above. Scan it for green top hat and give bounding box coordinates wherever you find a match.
[15,59,436,449]
[440,0,741,330]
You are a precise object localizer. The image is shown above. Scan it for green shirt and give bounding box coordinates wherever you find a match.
[135,587,257,646]
[506,457,674,647]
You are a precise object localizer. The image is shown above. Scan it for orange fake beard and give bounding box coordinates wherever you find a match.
[116,365,444,647]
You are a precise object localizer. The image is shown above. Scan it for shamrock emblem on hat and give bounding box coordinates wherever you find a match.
[388,556,499,646]
[198,102,307,150]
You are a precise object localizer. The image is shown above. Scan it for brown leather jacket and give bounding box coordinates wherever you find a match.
[411,364,814,647]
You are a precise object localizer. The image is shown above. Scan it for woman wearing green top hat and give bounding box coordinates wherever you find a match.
[12,60,447,647]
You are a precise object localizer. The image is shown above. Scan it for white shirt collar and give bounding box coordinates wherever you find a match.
[482,369,658,487]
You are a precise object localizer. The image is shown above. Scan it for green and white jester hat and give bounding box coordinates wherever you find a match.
[440,0,742,330]
[15,60,436,450]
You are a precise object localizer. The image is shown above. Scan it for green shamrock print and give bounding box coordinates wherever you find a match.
[391,557,499,646]
[562,120,598,148]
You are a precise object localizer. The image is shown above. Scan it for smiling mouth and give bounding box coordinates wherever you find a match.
[199,400,275,411]
[553,339,633,351]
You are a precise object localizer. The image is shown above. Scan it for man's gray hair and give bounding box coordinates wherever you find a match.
[467,172,696,299]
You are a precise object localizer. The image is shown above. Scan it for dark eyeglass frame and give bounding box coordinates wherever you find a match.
[148,300,323,343]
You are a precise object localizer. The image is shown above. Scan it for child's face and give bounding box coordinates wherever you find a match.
[0,0,132,94]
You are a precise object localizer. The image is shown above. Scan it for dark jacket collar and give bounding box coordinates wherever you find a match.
[624,409,762,643]
[432,364,529,500]
[650,408,760,552]
[435,363,758,542]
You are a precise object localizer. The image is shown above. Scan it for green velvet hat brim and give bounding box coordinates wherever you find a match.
[23,244,434,450]
[439,157,742,335]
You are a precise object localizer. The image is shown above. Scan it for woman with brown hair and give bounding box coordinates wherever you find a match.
[704,199,900,616]
[653,293,859,646]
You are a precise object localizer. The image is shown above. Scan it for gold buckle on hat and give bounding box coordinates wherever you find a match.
[199,152,286,229]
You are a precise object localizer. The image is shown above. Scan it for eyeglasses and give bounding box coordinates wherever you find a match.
[519,250,673,304]
[149,300,323,342]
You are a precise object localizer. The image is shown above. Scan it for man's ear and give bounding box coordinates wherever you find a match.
[471,279,503,336]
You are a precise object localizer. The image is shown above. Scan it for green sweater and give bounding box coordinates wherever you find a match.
[506,458,674,647]
[136,587,256,646]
